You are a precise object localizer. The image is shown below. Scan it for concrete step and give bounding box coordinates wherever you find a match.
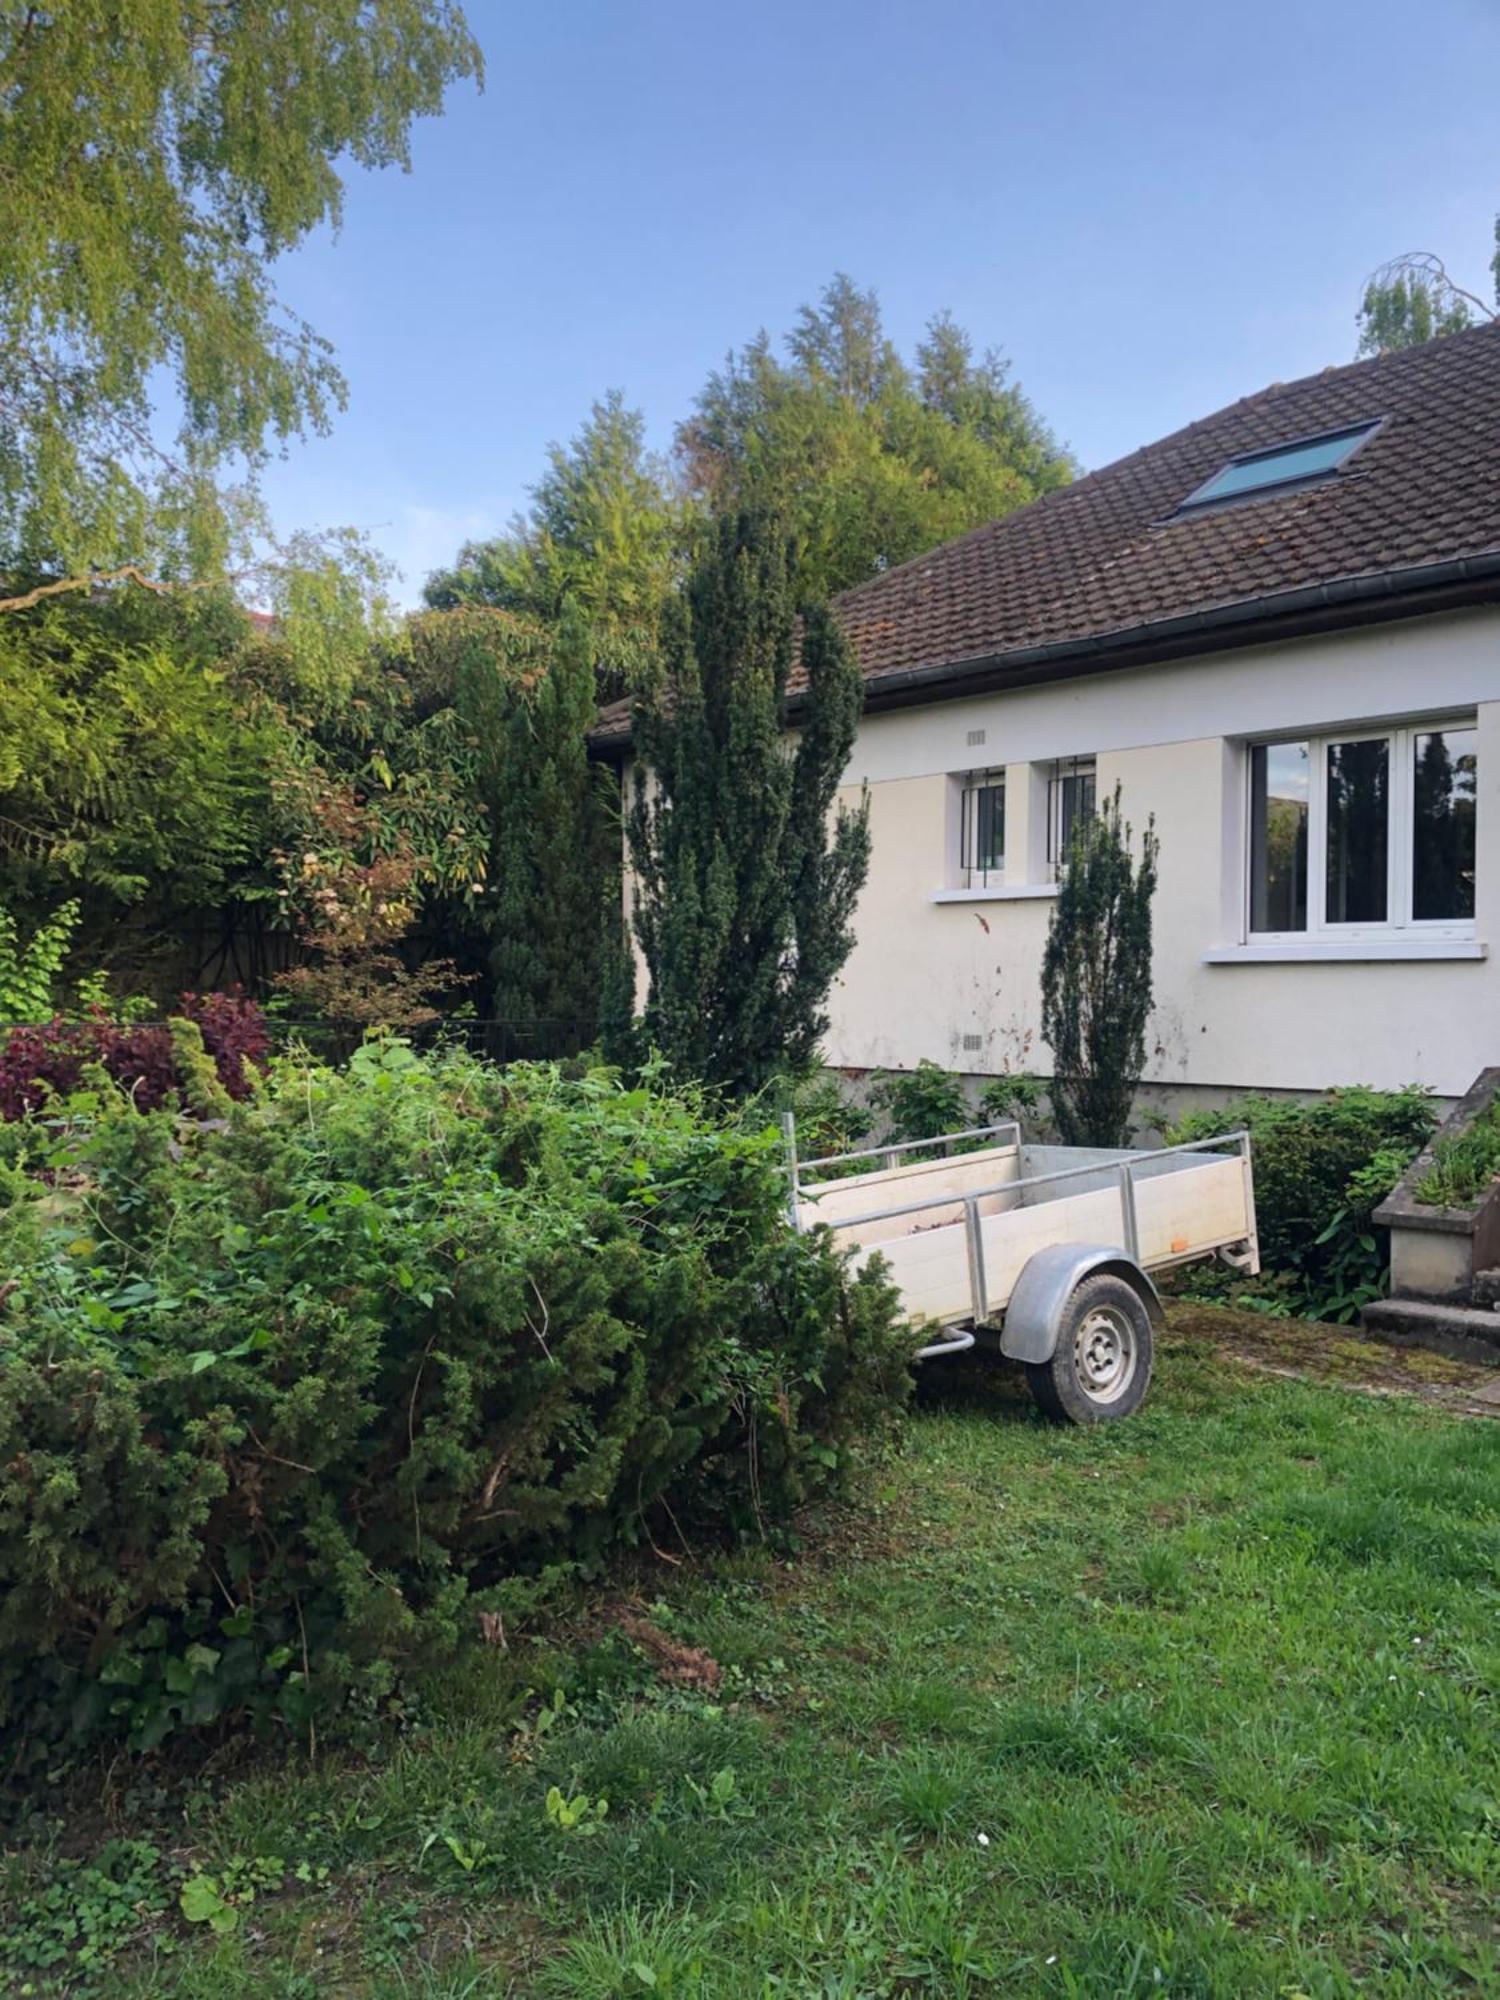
[1361,1296,1500,1367]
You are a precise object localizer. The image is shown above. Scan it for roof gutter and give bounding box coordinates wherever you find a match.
[591,550,1500,753]
[852,550,1500,713]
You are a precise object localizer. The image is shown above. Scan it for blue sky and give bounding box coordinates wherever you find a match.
[257,0,1500,602]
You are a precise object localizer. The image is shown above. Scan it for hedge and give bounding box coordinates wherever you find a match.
[0,1040,910,1762]
[1166,1085,1437,1320]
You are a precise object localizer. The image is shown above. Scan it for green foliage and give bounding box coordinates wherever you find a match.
[260,527,404,712]
[1167,1086,1436,1321]
[0,1042,909,1755]
[1357,273,1476,355]
[623,513,871,1095]
[0,547,615,1027]
[0,2,481,579]
[8,1350,1500,1995]
[1040,787,1159,1148]
[545,1785,610,1836]
[425,393,686,697]
[407,603,614,1045]
[772,1067,874,1170]
[1356,240,1497,357]
[869,1061,970,1145]
[0,601,276,979]
[976,1070,1051,1138]
[679,275,1073,601]
[0,898,80,1024]
[0,1839,172,1986]
[1416,1097,1500,1209]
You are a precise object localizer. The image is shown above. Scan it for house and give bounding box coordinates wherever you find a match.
[605,326,1500,1108]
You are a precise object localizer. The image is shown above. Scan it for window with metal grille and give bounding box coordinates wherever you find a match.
[1046,756,1097,868]
[959,769,1005,887]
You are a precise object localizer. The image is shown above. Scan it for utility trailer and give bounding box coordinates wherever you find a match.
[786,1119,1259,1422]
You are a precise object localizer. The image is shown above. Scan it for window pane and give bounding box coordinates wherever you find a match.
[977,785,1004,872]
[1412,728,1477,922]
[1249,742,1309,932]
[961,774,1004,881]
[1183,423,1378,509]
[1325,738,1388,924]
[1048,758,1096,863]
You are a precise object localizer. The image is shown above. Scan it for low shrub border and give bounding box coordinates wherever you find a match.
[1165,1085,1437,1322]
[0,1041,910,1765]
[0,992,267,1119]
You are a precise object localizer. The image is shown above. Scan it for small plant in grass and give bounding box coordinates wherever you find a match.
[545,1785,610,1835]
[684,1766,752,1821]
[1417,1098,1500,1208]
[0,1839,171,1989]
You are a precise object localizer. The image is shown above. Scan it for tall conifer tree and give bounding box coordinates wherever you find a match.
[623,512,870,1094]
[1040,787,1159,1148]
[408,603,611,1051]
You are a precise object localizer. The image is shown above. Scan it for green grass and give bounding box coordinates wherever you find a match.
[6,1327,1500,1997]
[1417,1096,1500,1208]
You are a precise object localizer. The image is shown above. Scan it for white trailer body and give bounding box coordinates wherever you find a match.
[787,1122,1259,1422]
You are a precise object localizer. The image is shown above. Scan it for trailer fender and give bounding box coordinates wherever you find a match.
[999,1244,1164,1364]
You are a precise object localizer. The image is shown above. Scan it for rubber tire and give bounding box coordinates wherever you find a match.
[1024,1273,1154,1424]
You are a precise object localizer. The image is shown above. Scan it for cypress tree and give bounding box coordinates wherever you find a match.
[412,603,612,1054]
[623,511,870,1095]
[1040,786,1159,1148]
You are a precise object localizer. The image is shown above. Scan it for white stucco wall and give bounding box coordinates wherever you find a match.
[822,607,1500,1097]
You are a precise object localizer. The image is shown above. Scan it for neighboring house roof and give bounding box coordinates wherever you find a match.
[593,323,1500,748]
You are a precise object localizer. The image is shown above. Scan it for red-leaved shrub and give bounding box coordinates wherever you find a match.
[0,994,267,1120]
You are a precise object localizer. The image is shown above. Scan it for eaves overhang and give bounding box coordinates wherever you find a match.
[588,549,1500,758]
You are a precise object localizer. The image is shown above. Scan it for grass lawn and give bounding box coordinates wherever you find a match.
[5,1311,1500,1997]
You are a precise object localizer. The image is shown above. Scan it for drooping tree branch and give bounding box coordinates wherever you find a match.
[0,564,186,615]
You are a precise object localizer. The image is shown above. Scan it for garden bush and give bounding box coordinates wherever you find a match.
[771,1066,874,1175]
[1165,1086,1437,1321]
[0,992,267,1119]
[869,1061,971,1144]
[0,1042,909,1762]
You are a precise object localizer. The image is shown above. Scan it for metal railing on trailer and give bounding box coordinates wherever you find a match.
[783,1119,1259,1361]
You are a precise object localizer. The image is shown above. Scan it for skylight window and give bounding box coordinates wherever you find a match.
[1178,420,1380,512]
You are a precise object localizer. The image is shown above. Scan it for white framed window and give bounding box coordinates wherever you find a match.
[958,768,1005,887]
[1046,755,1096,871]
[1245,717,1477,942]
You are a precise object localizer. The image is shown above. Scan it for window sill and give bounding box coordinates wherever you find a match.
[1203,939,1487,965]
[931,884,1058,904]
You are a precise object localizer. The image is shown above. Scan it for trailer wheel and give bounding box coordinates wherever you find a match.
[1024,1273,1153,1424]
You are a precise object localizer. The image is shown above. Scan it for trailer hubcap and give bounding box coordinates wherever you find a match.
[1074,1306,1137,1403]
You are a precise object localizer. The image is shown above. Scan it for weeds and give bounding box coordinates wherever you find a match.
[1417,1096,1500,1208]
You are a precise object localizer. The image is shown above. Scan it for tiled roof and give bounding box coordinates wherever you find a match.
[594,325,1500,743]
